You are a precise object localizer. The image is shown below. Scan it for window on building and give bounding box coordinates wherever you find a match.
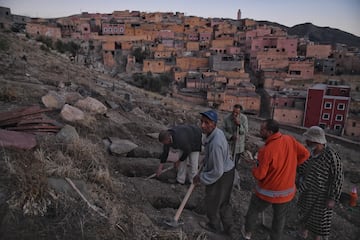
[353,122,356,127]
[335,115,343,121]
[322,113,330,120]
[337,103,345,110]
[334,125,342,130]
[324,102,332,109]
[319,123,326,129]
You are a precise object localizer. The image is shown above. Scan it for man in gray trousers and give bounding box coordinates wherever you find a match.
[193,110,235,238]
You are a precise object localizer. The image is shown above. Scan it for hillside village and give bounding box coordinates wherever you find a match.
[1,6,359,141]
[0,6,359,240]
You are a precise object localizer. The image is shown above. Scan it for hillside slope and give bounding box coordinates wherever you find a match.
[257,20,360,48]
[0,30,359,240]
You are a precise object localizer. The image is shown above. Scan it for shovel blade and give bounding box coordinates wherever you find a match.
[164,219,184,228]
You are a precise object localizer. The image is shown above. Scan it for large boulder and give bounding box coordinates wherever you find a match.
[106,137,138,156]
[41,91,65,109]
[75,97,107,114]
[60,104,85,122]
[56,124,79,143]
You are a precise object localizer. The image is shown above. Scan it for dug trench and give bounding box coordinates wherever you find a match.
[107,155,227,239]
[107,153,360,240]
[107,155,273,240]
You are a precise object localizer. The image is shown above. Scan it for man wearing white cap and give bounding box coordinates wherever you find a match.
[297,126,344,240]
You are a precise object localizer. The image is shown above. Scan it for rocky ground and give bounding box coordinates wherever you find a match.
[0,30,359,240]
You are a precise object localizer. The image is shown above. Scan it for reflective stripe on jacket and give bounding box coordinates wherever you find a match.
[253,132,310,203]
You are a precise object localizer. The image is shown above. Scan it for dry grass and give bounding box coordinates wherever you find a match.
[2,134,113,217]
[4,148,50,216]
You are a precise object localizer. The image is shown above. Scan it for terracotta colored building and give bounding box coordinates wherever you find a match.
[306,44,332,59]
[251,49,289,71]
[26,22,62,39]
[288,58,314,80]
[220,91,260,113]
[271,90,307,125]
[176,57,209,71]
[143,59,169,73]
[344,115,360,139]
[261,69,288,89]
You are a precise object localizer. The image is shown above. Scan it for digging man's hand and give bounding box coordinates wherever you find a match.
[156,163,163,177]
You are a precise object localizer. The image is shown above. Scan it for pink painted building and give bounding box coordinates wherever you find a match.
[303,83,351,134]
[306,44,332,59]
[26,22,62,39]
[158,30,175,39]
[199,32,212,42]
[245,27,272,54]
[288,58,314,80]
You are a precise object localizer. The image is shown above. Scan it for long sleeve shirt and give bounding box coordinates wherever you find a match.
[200,127,234,185]
[253,132,310,203]
[159,125,202,163]
[222,112,248,154]
[298,145,343,201]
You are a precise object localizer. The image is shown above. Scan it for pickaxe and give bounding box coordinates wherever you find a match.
[164,182,195,227]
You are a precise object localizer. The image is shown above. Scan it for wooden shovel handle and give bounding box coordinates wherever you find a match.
[173,183,196,221]
[146,165,173,180]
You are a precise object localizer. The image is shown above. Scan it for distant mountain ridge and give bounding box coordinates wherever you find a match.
[257,21,360,48]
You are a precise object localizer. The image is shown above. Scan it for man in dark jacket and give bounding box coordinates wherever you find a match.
[157,124,202,184]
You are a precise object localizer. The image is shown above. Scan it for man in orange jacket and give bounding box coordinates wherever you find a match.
[242,119,310,240]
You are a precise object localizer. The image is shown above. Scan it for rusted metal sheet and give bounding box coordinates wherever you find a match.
[0,106,62,135]
[7,125,62,131]
[0,106,53,127]
[0,129,37,150]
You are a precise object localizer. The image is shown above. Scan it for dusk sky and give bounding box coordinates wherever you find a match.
[2,0,359,37]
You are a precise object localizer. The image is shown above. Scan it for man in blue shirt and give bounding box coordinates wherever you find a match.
[193,110,235,236]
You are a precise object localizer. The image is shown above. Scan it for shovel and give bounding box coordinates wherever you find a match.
[164,182,196,227]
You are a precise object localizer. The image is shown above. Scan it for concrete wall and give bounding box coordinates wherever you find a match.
[273,108,304,126]
[344,116,360,138]
[306,44,332,59]
[26,23,62,39]
[143,59,166,73]
[176,57,209,71]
